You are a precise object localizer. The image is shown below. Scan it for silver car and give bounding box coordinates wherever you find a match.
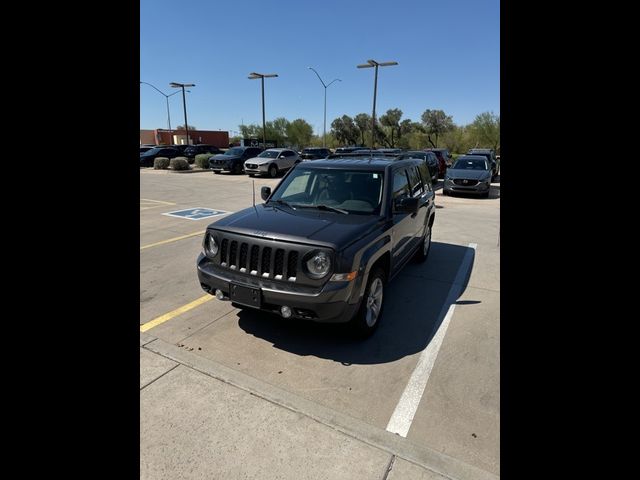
[244,148,300,177]
[442,155,493,198]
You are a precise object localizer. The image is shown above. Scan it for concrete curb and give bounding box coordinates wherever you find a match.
[142,334,499,480]
[140,168,213,174]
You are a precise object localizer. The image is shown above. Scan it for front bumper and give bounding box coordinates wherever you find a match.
[243,163,269,175]
[443,178,490,194]
[197,253,361,323]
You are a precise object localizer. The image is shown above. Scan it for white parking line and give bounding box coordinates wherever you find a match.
[386,243,477,437]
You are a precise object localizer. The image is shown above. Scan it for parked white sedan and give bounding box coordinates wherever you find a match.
[244,148,300,177]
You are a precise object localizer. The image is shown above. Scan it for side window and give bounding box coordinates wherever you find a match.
[407,166,424,197]
[417,162,432,191]
[392,169,410,208]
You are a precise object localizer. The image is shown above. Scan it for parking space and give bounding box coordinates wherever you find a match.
[140,170,500,477]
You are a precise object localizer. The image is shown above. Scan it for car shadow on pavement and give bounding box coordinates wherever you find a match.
[237,242,475,365]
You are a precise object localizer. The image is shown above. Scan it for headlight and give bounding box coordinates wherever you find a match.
[305,251,331,278]
[204,234,218,257]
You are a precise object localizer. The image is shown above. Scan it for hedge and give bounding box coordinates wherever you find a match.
[153,157,170,169]
[170,157,190,170]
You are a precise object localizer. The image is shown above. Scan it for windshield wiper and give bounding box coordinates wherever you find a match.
[269,199,296,210]
[294,204,349,214]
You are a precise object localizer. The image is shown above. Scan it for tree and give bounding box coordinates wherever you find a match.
[286,119,314,149]
[330,115,359,146]
[354,113,371,146]
[469,112,500,152]
[176,125,197,130]
[420,110,454,147]
[379,108,403,147]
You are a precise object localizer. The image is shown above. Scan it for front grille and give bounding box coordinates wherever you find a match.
[220,239,228,264]
[215,234,301,282]
[261,247,272,275]
[274,249,285,278]
[239,243,248,270]
[454,179,478,186]
[245,163,257,169]
[229,241,238,268]
[287,252,298,280]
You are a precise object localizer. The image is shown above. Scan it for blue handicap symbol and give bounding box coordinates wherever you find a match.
[164,208,227,220]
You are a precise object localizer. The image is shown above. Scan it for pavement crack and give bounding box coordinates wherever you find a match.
[381,454,396,480]
[139,362,180,391]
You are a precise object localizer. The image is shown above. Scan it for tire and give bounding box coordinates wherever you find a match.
[350,267,385,338]
[482,191,490,199]
[414,224,432,263]
[234,163,243,175]
[213,170,221,174]
[442,189,448,196]
[248,173,254,177]
[268,164,278,178]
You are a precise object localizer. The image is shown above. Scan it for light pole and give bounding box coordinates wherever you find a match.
[170,82,196,145]
[140,81,182,143]
[308,67,341,148]
[356,59,398,148]
[248,72,278,148]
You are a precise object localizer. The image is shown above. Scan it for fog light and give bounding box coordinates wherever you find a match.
[280,306,292,318]
[215,289,225,300]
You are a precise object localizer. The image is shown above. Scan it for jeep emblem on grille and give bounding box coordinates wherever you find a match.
[463,179,468,184]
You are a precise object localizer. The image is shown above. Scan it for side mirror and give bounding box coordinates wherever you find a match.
[261,186,271,201]
[395,196,419,214]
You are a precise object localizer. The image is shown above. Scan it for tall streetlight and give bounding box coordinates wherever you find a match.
[140,81,182,143]
[170,82,196,145]
[356,59,398,148]
[308,67,341,148]
[248,72,278,148]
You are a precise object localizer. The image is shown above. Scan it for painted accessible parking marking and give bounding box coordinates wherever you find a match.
[163,208,229,220]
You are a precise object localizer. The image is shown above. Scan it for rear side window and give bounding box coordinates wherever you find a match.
[417,162,432,191]
[407,166,423,197]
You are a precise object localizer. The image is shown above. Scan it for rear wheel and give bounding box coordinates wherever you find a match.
[350,268,385,338]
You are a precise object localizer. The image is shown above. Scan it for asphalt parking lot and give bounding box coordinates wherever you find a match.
[140,168,500,480]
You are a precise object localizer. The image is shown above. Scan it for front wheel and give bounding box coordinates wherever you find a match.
[349,268,385,338]
[414,224,432,263]
[268,164,278,178]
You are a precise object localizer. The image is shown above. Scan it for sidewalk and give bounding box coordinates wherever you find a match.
[140,332,498,480]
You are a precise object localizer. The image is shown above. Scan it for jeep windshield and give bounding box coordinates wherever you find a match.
[269,167,384,215]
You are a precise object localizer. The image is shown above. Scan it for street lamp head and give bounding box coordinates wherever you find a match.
[357,63,374,69]
[248,72,278,79]
[170,82,196,88]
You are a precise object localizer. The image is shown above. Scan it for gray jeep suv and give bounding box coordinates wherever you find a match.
[197,157,436,337]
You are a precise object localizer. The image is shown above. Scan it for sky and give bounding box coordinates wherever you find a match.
[140,0,499,136]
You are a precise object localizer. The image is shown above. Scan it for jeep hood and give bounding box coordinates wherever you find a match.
[208,204,382,249]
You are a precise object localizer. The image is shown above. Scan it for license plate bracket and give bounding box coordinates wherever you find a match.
[229,283,261,308]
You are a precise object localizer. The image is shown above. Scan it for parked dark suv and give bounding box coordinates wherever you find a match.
[209,146,264,174]
[184,144,224,163]
[467,148,499,180]
[424,148,452,178]
[299,147,332,160]
[197,157,436,337]
[139,147,181,167]
[397,151,439,184]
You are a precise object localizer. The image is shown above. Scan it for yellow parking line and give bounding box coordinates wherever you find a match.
[140,231,204,251]
[140,294,214,332]
[140,198,176,205]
